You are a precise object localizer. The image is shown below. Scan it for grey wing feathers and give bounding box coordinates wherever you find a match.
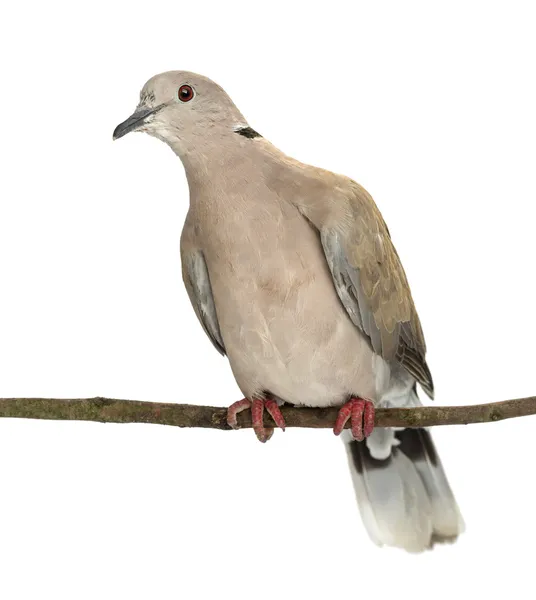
[318,182,434,398]
[182,251,226,355]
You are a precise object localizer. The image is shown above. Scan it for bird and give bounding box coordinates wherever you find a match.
[113,71,464,552]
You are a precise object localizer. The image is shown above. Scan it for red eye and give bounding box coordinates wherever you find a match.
[178,85,194,102]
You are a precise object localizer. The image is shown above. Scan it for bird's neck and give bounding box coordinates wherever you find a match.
[166,129,272,197]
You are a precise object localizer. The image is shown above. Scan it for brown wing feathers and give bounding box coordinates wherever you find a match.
[318,181,434,399]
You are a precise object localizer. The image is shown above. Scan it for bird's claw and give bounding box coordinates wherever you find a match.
[333,397,375,441]
[227,398,286,443]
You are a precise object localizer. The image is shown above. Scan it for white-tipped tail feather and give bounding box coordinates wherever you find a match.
[343,428,464,552]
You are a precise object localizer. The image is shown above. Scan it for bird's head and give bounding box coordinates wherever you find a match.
[113,71,253,155]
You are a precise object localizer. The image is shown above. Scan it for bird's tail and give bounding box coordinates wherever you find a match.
[342,427,465,552]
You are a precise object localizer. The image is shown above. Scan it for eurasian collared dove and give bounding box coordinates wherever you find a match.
[114,71,464,552]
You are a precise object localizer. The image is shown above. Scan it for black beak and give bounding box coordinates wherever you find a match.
[113,105,163,140]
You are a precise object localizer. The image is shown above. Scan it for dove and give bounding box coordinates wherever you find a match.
[114,71,464,551]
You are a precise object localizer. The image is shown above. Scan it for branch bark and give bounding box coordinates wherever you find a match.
[0,396,535,430]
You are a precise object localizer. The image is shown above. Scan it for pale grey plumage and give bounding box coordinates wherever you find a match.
[114,70,463,551]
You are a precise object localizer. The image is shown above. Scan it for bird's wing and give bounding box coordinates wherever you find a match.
[181,249,226,356]
[298,176,433,398]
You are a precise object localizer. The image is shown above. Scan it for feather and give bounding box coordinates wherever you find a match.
[344,431,433,552]
[396,429,465,539]
[320,222,434,397]
[182,250,226,355]
[343,427,464,551]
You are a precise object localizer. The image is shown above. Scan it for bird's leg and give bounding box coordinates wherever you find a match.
[333,397,375,442]
[227,397,286,443]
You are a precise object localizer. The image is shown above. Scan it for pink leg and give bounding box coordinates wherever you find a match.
[333,397,375,442]
[226,397,286,443]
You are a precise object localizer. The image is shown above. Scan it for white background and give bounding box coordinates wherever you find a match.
[1,1,535,598]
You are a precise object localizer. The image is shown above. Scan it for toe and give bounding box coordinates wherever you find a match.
[226,398,252,429]
[264,399,286,431]
[363,400,375,438]
[254,426,273,443]
[333,402,353,436]
[252,399,270,443]
[350,399,365,441]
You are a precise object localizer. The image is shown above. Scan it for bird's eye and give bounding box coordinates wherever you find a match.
[178,85,194,102]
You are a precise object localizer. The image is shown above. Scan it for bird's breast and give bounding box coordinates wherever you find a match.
[194,194,376,406]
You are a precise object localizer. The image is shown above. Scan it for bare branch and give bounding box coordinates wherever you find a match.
[0,396,535,430]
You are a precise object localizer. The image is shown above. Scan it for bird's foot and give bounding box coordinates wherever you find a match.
[227,398,286,443]
[333,397,375,441]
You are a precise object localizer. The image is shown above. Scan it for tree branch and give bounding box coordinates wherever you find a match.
[0,396,535,430]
